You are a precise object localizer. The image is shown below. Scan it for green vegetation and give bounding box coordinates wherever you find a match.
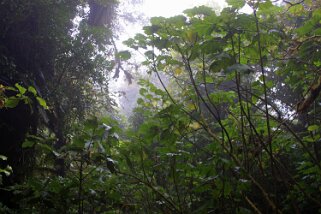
[1,0,321,213]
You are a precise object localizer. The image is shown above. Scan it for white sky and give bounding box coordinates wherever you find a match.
[141,0,227,18]
[118,0,230,42]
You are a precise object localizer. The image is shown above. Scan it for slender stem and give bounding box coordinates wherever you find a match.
[119,172,180,212]
[171,156,183,213]
[244,194,263,214]
[179,48,233,149]
[231,35,248,167]
[254,10,272,152]
[254,10,278,211]
[78,153,84,214]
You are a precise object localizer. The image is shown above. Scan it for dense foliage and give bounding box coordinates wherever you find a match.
[0,0,118,209]
[1,0,321,213]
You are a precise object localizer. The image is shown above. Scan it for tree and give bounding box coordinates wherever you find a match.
[119,0,321,212]
[0,0,118,208]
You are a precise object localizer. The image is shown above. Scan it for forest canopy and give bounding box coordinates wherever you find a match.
[1,0,321,213]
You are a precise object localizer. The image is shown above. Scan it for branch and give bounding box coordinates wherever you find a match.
[283,0,305,7]
[111,38,133,84]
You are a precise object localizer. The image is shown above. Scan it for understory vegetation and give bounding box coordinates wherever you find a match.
[1,0,321,213]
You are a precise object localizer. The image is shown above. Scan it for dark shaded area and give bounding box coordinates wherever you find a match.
[0,0,116,208]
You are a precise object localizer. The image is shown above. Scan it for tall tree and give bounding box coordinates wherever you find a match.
[0,0,118,206]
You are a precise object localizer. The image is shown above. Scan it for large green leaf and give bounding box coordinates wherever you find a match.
[4,97,20,108]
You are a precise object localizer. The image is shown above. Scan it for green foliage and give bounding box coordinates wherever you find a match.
[3,0,321,213]
[0,155,12,182]
[118,1,321,213]
[226,0,245,9]
[0,83,48,109]
[0,0,119,210]
[116,50,132,61]
[8,116,122,213]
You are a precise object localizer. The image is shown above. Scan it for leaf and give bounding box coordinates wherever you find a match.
[0,155,7,161]
[183,6,214,17]
[226,0,245,9]
[209,53,233,72]
[210,90,236,104]
[52,150,60,157]
[167,15,187,26]
[266,80,274,88]
[185,30,198,43]
[137,98,144,105]
[189,122,201,130]
[150,17,166,26]
[4,86,17,92]
[154,37,169,49]
[15,83,26,95]
[4,97,20,108]
[123,38,139,50]
[0,166,12,176]
[36,143,53,153]
[205,76,214,83]
[308,125,319,132]
[226,64,253,74]
[139,88,148,95]
[187,103,196,111]
[258,1,281,15]
[144,50,154,60]
[143,25,161,35]
[36,97,48,109]
[22,140,36,148]
[174,67,183,76]
[116,50,131,61]
[28,86,37,96]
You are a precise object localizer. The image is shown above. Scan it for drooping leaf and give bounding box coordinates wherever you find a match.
[27,86,37,96]
[0,155,7,161]
[0,165,12,176]
[36,97,48,109]
[22,140,36,148]
[15,83,26,95]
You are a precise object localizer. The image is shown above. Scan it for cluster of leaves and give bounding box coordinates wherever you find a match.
[0,0,120,211]
[0,83,47,109]
[2,116,122,213]
[0,0,118,146]
[116,0,321,213]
